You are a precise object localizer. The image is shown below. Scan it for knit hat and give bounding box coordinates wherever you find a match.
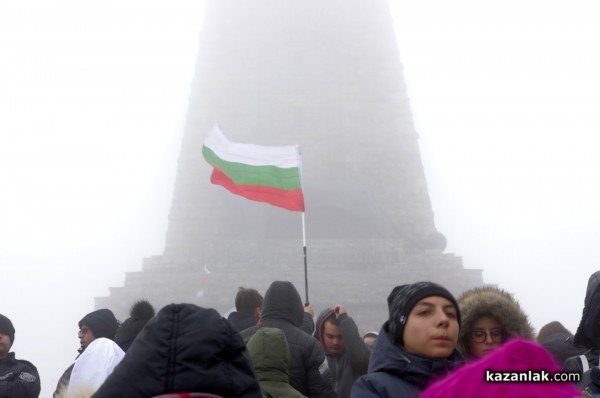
[420,339,581,398]
[114,300,155,349]
[0,314,15,347]
[388,282,460,347]
[79,309,120,340]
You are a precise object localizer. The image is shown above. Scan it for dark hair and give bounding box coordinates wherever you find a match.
[235,287,264,315]
[537,321,573,343]
[324,311,340,327]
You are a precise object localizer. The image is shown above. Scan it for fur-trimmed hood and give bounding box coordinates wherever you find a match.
[457,287,534,358]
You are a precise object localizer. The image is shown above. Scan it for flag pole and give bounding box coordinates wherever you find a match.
[302,212,309,305]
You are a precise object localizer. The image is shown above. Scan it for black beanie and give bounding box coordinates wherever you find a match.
[0,314,15,347]
[114,300,155,348]
[79,309,120,340]
[388,282,460,347]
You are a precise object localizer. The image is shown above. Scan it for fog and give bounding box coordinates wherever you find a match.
[1,0,600,396]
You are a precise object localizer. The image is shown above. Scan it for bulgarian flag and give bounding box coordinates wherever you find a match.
[202,125,305,212]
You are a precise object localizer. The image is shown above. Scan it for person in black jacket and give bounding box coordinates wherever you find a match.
[564,270,600,379]
[92,303,263,398]
[240,280,336,398]
[537,321,586,366]
[351,282,463,398]
[227,287,264,331]
[0,314,41,398]
[314,304,370,398]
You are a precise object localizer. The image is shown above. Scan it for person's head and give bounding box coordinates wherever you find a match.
[362,331,378,349]
[536,321,572,343]
[261,281,304,327]
[0,314,15,359]
[321,314,344,355]
[78,308,120,350]
[114,300,155,351]
[247,327,292,375]
[388,282,460,359]
[458,286,534,359]
[234,287,264,318]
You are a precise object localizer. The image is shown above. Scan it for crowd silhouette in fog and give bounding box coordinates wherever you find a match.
[4,273,600,397]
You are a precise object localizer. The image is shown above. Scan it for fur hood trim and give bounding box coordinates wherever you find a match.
[457,287,534,357]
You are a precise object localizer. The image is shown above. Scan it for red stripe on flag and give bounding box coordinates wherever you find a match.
[210,166,305,212]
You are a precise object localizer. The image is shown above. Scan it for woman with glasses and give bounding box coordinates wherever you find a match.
[457,286,534,359]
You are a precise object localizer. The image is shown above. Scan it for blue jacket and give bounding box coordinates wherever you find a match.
[351,322,462,398]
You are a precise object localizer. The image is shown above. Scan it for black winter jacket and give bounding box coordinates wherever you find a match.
[240,281,335,398]
[92,304,263,398]
[0,352,41,398]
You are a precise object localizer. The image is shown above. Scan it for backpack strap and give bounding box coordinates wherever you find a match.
[580,354,590,373]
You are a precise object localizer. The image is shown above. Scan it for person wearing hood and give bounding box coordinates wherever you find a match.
[314,304,370,398]
[240,280,335,398]
[536,321,586,366]
[93,303,263,398]
[351,282,463,398]
[114,299,155,352]
[247,327,306,398]
[457,286,534,360]
[564,271,600,378]
[53,308,122,397]
[0,314,41,398]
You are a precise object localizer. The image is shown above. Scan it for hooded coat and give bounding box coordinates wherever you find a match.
[351,322,462,398]
[564,271,600,375]
[240,281,335,398]
[91,304,263,398]
[574,270,600,349]
[314,308,370,398]
[246,327,306,398]
[457,287,534,358]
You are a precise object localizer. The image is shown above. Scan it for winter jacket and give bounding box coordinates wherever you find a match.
[240,281,335,398]
[0,352,40,398]
[457,286,534,358]
[247,327,306,398]
[539,332,586,367]
[227,311,259,331]
[574,270,600,349]
[564,271,600,379]
[315,309,370,398]
[351,322,462,398]
[92,304,263,398]
[564,348,599,378]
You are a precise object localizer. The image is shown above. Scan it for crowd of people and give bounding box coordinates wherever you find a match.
[2,272,600,397]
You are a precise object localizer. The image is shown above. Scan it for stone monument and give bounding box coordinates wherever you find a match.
[96,0,485,331]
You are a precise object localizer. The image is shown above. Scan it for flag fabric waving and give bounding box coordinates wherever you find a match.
[202,125,305,212]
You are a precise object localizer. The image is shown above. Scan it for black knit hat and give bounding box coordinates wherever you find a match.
[79,309,120,340]
[114,300,155,349]
[0,314,15,347]
[388,281,460,347]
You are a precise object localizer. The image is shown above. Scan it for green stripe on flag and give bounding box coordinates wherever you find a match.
[202,146,302,190]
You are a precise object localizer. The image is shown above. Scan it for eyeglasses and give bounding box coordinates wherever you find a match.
[470,329,506,343]
[78,326,91,336]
